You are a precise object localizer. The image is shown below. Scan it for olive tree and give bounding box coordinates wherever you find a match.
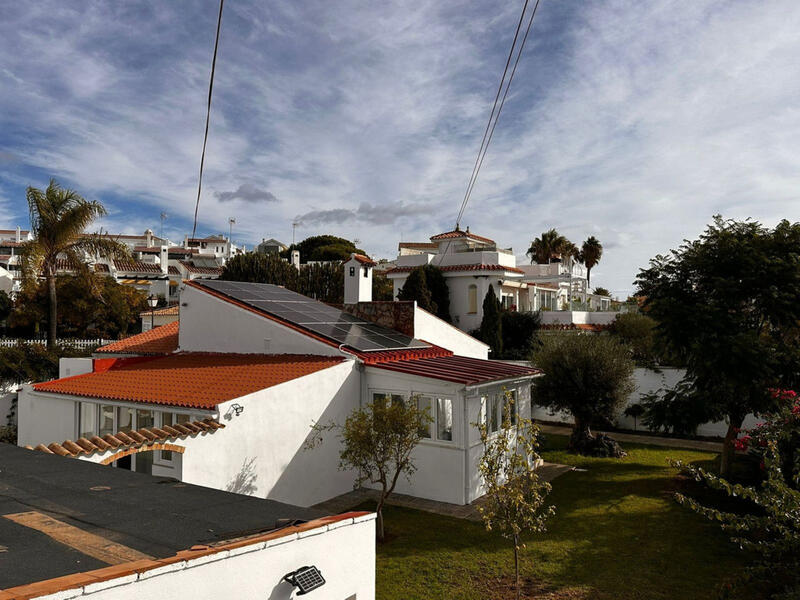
[477,390,555,600]
[306,396,431,541]
[532,334,635,456]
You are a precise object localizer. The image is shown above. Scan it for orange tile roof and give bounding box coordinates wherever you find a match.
[351,253,376,266]
[113,259,163,273]
[388,263,523,274]
[430,229,495,244]
[30,418,225,459]
[180,260,223,275]
[96,321,180,355]
[33,353,346,409]
[138,305,180,317]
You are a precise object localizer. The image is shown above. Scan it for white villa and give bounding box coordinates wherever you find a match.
[388,227,616,332]
[18,256,539,508]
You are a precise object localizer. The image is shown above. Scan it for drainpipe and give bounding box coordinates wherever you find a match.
[463,388,470,505]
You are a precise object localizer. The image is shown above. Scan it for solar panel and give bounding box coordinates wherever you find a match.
[197,280,429,352]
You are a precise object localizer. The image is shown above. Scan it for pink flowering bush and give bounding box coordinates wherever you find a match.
[672,389,800,599]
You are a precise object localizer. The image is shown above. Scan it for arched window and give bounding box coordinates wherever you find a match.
[467,284,478,314]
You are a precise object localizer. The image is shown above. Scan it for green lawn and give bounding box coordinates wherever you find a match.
[370,436,748,600]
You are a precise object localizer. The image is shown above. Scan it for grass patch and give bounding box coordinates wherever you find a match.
[368,435,748,600]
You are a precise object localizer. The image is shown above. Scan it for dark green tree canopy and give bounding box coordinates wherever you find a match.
[532,334,635,441]
[221,252,344,304]
[580,236,603,287]
[282,235,365,263]
[635,216,800,475]
[479,286,503,357]
[10,275,147,339]
[397,267,434,313]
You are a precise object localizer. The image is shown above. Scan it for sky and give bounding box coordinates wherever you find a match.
[1,0,799,298]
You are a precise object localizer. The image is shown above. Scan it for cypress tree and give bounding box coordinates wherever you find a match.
[397,267,435,313]
[480,285,503,356]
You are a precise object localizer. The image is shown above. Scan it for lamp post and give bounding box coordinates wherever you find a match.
[147,294,158,331]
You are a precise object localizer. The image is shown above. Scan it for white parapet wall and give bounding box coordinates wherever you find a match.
[413,306,489,359]
[539,310,619,326]
[27,513,377,600]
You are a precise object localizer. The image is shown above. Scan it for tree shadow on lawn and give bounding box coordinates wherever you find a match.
[368,454,749,600]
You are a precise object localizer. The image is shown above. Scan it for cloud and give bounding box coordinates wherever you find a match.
[1,0,800,297]
[295,202,429,226]
[215,183,278,203]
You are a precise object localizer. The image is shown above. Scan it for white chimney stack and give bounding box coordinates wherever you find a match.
[291,250,300,270]
[160,245,169,275]
[344,253,373,304]
[15,226,21,243]
[145,229,153,248]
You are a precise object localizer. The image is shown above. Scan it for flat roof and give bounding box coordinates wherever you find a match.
[0,443,325,590]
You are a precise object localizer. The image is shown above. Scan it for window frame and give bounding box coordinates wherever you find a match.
[467,284,478,314]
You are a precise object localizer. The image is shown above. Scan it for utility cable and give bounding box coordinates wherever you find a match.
[191,0,225,241]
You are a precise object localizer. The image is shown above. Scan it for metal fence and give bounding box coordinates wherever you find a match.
[0,338,115,349]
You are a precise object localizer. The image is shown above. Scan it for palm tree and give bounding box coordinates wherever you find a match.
[527,229,569,264]
[580,236,603,288]
[19,179,129,348]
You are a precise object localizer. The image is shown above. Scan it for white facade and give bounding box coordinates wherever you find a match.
[20,279,541,508]
[344,255,373,304]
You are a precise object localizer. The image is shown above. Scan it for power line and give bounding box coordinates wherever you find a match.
[191,0,225,241]
[456,0,530,229]
[456,0,542,228]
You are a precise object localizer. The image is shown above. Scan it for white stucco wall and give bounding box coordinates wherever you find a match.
[31,515,376,600]
[539,310,618,325]
[179,285,341,356]
[59,358,94,379]
[533,367,765,438]
[364,368,534,505]
[413,307,488,359]
[17,386,76,448]
[446,276,502,335]
[180,360,361,507]
[344,258,373,303]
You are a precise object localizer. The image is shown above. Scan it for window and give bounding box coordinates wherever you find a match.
[416,396,432,439]
[502,390,518,426]
[436,397,453,441]
[159,412,173,461]
[137,409,154,429]
[372,391,406,406]
[78,402,97,439]
[99,405,114,436]
[467,284,478,314]
[176,413,191,424]
[117,407,134,432]
[349,266,355,277]
[489,395,500,433]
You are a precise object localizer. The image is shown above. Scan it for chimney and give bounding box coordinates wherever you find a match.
[345,253,373,304]
[291,250,300,270]
[15,226,21,243]
[183,234,188,248]
[145,229,153,247]
[160,245,168,275]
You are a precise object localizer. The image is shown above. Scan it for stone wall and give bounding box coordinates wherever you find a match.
[341,301,415,336]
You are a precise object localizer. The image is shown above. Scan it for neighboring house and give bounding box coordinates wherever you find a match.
[256,237,288,255]
[0,443,375,600]
[183,234,243,263]
[175,256,223,281]
[140,304,180,332]
[387,226,616,332]
[18,264,539,508]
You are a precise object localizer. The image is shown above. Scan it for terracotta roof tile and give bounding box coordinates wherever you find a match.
[370,354,541,385]
[388,263,523,274]
[179,260,223,275]
[138,305,179,317]
[113,259,163,273]
[355,344,454,365]
[430,229,495,244]
[33,353,346,409]
[96,321,179,355]
[351,254,376,266]
[31,418,224,460]
[398,242,438,250]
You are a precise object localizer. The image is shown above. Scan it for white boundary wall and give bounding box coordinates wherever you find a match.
[533,367,764,438]
[31,514,376,600]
